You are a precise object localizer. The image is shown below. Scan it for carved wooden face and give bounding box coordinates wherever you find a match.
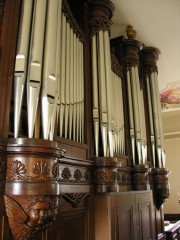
[28,201,49,228]
[27,197,59,229]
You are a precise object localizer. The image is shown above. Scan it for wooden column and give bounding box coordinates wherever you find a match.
[142,47,170,239]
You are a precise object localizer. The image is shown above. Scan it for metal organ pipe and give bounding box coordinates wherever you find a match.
[92,34,100,157]
[104,30,114,157]
[27,0,47,139]
[14,0,33,138]
[41,0,59,140]
[68,28,74,141]
[97,30,108,157]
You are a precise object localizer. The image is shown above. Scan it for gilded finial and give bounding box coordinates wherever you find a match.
[126,25,137,39]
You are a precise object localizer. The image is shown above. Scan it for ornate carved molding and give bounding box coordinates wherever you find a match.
[89,0,115,36]
[4,138,93,238]
[5,138,64,239]
[52,163,91,184]
[111,52,123,78]
[61,193,90,208]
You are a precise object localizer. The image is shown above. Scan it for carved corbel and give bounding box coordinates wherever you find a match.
[151,167,170,210]
[94,157,122,192]
[89,0,115,37]
[132,164,150,190]
[5,138,65,240]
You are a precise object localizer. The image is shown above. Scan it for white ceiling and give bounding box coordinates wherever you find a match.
[110,0,180,91]
[110,0,180,136]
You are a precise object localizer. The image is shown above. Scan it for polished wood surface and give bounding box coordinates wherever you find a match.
[89,191,155,240]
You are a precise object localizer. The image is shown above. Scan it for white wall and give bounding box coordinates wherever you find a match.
[163,138,180,213]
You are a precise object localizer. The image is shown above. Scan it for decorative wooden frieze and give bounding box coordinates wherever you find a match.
[61,193,90,208]
[89,0,115,36]
[52,163,91,184]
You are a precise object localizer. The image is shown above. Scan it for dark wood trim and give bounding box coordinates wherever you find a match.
[0,0,21,138]
[164,214,180,223]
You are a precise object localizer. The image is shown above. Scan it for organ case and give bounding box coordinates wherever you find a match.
[0,0,170,239]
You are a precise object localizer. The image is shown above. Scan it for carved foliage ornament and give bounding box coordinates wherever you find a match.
[90,18,112,37]
[61,193,90,208]
[7,160,52,181]
[94,169,131,185]
[143,65,158,76]
[125,58,139,70]
[52,163,89,183]
[4,194,59,240]
[7,159,90,184]
[111,52,123,78]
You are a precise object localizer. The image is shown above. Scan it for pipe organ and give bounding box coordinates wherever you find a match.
[0,0,170,239]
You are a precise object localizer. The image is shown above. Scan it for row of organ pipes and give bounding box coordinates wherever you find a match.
[14,0,84,142]
[13,0,166,168]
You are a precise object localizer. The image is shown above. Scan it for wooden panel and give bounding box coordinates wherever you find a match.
[89,195,112,240]
[136,191,155,240]
[58,209,88,240]
[37,197,89,240]
[115,206,134,240]
[138,202,153,240]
